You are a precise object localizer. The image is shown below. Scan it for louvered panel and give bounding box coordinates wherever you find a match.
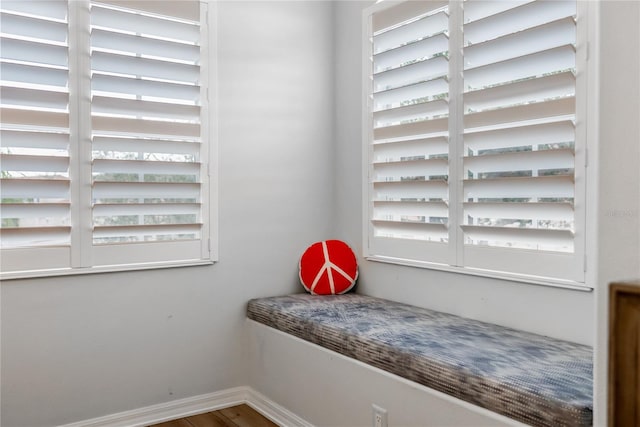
[374,56,448,92]
[464,72,575,114]
[464,45,575,91]
[92,74,200,102]
[0,1,70,255]
[373,136,448,162]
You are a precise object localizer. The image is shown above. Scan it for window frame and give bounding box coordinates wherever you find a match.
[361,0,595,290]
[0,0,218,280]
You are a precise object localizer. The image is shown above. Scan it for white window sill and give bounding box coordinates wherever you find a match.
[365,255,593,292]
[0,259,215,281]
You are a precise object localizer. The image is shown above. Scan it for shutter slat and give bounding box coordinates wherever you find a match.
[1,130,69,151]
[374,32,448,74]
[1,154,69,174]
[0,227,71,248]
[464,148,574,176]
[374,116,448,140]
[464,45,575,91]
[1,11,68,42]
[91,28,199,62]
[373,136,448,162]
[92,95,199,121]
[1,86,68,110]
[93,202,200,215]
[372,220,448,241]
[91,51,199,83]
[463,176,574,200]
[464,202,574,221]
[373,180,448,202]
[1,107,68,129]
[374,55,448,92]
[464,97,575,131]
[464,17,575,69]
[374,99,448,128]
[1,61,68,88]
[464,0,575,43]
[92,181,200,199]
[464,71,575,114]
[0,37,68,67]
[92,135,199,157]
[461,225,573,249]
[92,116,200,138]
[0,1,67,20]
[92,158,200,176]
[92,74,199,102]
[464,120,574,153]
[374,158,448,182]
[373,0,447,34]
[0,178,69,199]
[91,4,199,42]
[94,0,199,23]
[374,76,448,112]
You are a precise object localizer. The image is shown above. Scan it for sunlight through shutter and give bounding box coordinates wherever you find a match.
[0,1,71,256]
[462,0,577,253]
[367,1,450,262]
[89,1,203,247]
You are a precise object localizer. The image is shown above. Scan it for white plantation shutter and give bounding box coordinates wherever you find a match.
[89,1,206,265]
[365,0,451,263]
[0,0,213,277]
[0,1,72,272]
[364,0,586,282]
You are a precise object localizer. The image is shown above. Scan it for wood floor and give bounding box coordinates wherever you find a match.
[148,404,279,427]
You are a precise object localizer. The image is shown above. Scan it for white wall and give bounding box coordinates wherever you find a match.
[0,2,335,426]
[594,1,640,426]
[333,0,594,346]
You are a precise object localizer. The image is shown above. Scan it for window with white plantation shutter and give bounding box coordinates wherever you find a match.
[364,0,587,284]
[89,0,207,266]
[0,0,72,272]
[366,0,452,265]
[0,0,213,278]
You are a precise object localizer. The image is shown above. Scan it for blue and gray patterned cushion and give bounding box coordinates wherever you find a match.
[247,294,593,427]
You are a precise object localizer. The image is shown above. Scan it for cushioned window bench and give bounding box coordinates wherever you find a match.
[247,294,593,427]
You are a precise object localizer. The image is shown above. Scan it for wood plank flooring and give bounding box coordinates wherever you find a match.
[148,404,278,427]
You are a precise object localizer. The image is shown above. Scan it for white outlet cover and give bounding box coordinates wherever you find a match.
[372,404,388,427]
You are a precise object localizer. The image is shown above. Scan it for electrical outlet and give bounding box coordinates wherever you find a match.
[372,404,388,427]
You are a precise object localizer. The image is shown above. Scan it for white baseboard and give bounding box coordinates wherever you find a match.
[58,386,312,427]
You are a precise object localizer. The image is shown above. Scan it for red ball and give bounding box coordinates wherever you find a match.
[299,240,358,295]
